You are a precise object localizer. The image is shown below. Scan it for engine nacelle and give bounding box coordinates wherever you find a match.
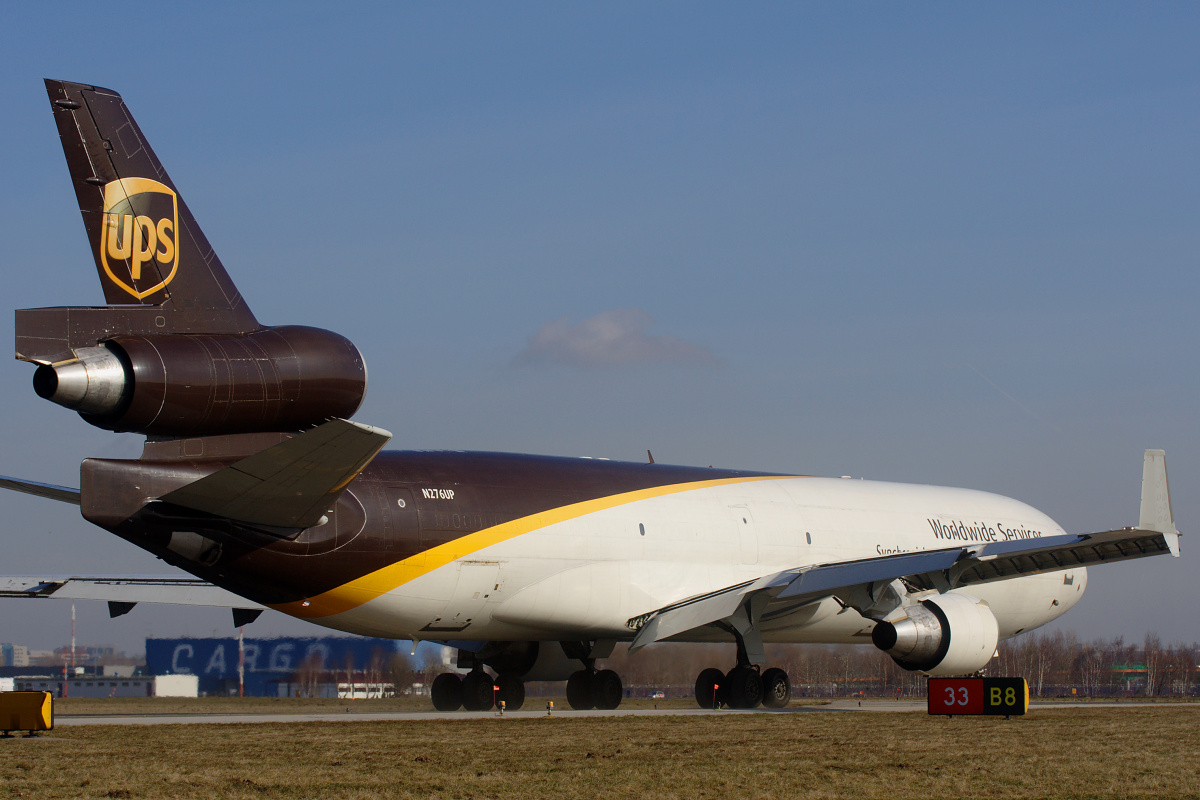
[870,593,999,676]
[32,325,366,437]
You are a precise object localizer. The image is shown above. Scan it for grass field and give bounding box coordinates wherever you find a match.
[3,705,1197,799]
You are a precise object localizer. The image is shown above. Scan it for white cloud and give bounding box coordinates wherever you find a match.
[513,309,718,368]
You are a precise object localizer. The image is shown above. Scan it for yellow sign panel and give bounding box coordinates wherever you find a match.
[0,691,53,733]
[99,177,179,300]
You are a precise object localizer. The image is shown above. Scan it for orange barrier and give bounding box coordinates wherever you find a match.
[1,692,53,736]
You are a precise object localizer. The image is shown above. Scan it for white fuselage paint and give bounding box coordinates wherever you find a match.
[309,477,1087,644]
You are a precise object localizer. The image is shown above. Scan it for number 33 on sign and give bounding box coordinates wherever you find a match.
[927,677,1028,716]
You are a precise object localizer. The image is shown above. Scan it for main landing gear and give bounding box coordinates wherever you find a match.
[565,668,623,710]
[694,664,791,709]
[430,668,527,711]
[693,614,791,709]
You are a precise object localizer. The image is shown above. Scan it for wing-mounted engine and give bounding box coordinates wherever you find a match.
[870,593,999,676]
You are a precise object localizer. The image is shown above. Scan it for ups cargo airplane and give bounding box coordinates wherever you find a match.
[0,80,1181,712]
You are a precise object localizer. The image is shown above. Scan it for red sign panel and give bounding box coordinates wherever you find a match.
[927,677,985,714]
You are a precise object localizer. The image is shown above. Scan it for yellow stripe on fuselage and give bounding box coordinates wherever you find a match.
[271,475,789,619]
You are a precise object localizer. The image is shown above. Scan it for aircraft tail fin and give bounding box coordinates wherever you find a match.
[41,79,257,334]
[1139,449,1179,555]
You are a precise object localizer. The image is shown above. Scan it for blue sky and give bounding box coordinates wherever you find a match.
[1,3,1196,653]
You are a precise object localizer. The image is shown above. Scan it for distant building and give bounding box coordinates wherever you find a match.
[51,645,115,665]
[1,644,30,668]
[10,675,198,698]
[145,636,407,697]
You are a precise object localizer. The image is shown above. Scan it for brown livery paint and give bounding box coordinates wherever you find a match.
[81,447,789,609]
[43,80,257,331]
[35,326,367,437]
[15,82,793,623]
[25,82,368,438]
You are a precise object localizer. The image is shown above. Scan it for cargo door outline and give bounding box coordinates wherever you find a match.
[729,504,759,565]
[420,560,502,633]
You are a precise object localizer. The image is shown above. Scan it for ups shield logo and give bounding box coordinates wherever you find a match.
[99,177,179,300]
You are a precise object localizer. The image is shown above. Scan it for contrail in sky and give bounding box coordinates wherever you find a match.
[966,363,1061,433]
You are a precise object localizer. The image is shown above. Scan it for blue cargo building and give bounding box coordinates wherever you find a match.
[146,637,406,696]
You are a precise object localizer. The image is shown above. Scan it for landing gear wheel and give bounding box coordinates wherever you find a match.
[591,669,623,710]
[724,665,763,709]
[695,667,726,709]
[460,671,494,711]
[566,670,594,710]
[430,672,463,711]
[760,667,790,709]
[495,673,525,711]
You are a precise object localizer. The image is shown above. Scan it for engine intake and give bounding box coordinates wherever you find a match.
[33,325,366,437]
[871,593,999,676]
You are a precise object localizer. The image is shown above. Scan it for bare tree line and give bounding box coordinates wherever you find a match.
[403,631,1199,700]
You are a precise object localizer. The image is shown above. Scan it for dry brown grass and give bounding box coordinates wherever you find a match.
[3,706,1196,799]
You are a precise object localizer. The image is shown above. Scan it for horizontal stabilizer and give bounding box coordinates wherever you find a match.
[159,418,392,529]
[0,475,81,505]
[0,575,262,610]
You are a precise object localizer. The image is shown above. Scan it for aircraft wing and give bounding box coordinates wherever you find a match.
[629,450,1180,652]
[0,575,264,624]
[628,526,1176,652]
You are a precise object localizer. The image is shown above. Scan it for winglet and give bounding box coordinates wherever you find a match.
[1139,449,1180,556]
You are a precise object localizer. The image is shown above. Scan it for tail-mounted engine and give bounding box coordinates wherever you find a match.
[870,593,999,676]
[26,323,366,437]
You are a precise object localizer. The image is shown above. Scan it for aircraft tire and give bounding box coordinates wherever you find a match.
[495,673,526,711]
[566,670,595,710]
[761,667,790,709]
[430,672,463,711]
[460,671,495,711]
[695,667,725,709]
[724,665,763,709]
[591,669,623,710]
